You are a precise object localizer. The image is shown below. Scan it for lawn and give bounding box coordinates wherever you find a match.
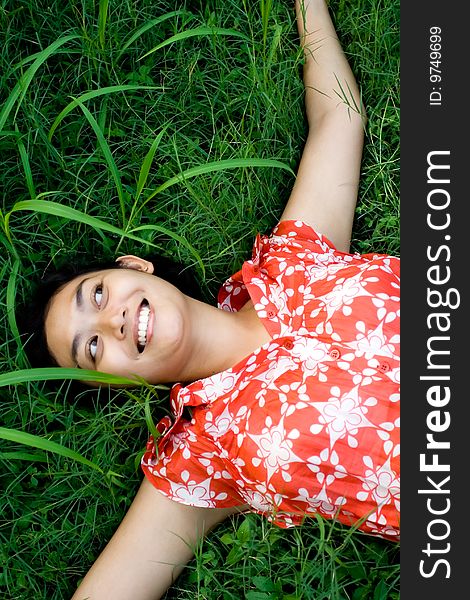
[0,0,400,598]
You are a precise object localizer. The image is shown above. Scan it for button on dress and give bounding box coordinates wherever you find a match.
[141,220,400,541]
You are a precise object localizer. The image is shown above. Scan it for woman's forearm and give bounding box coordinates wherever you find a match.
[295,0,364,128]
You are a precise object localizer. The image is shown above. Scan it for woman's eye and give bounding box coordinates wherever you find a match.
[94,285,103,307]
[88,337,98,361]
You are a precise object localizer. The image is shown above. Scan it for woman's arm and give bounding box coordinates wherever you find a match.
[280,0,366,252]
[70,477,238,600]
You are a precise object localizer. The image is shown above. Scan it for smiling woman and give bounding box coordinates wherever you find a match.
[25,252,272,385]
[18,253,205,380]
[8,0,400,599]
[45,262,190,380]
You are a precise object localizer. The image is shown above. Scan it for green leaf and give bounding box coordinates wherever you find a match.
[226,545,244,565]
[0,451,49,463]
[314,511,326,543]
[116,10,192,62]
[15,126,36,199]
[98,0,109,49]
[236,517,251,543]
[135,127,169,202]
[0,367,138,388]
[144,157,295,201]
[139,26,250,60]
[6,258,21,342]
[0,427,103,473]
[0,34,80,133]
[252,576,275,592]
[245,592,270,600]
[373,579,389,600]
[220,533,234,545]
[48,85,161,141]
[71,98,126,223]
[144,393,160,446]
[5,199,204,274]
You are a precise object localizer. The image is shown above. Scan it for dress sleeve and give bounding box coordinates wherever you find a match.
[141,418,245,510]
[217,220,344,312]
[270,219,341,254]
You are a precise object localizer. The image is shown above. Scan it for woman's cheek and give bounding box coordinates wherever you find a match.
[101,349,133,378]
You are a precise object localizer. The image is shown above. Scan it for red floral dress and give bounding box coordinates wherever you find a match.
[141,220,400,541]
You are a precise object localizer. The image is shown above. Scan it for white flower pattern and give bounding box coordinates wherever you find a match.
[141,221,400,541]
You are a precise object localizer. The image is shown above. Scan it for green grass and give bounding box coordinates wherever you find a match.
[0,0,400,598]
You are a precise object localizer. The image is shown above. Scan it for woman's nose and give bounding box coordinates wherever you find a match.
[102,308,126,339]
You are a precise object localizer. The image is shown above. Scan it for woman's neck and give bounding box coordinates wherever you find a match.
[177,298,272,383]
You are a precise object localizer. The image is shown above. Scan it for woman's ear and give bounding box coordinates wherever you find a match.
[115,255,154,274]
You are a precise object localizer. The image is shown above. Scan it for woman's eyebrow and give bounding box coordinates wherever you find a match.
[71,334,81,367]
[71,277,90,365]
[76,276,90,308]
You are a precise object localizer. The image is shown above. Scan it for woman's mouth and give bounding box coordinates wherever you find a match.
[137,300,151,353]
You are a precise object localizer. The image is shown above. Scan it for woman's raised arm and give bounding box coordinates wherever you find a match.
[280,0,366,252]
[70,478,237,600]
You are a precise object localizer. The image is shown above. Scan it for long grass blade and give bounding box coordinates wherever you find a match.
[135,127,169,203]
[139,26,250,60]
[144,157,295,201]
[6,258,21,342]
[72,98,126,223]
[0,426,103,473]
[333,73,363,118]
[260,0,273,48]
[0,211,18,258]
[0,259,9,286]
[0,129,21,139]
[5,200,205,274]
[0,367,138,387]
[15,126,36,199]
[48,85,161,140]
[98,0,109,49]
[127,224,203,261]
[0,34,80,133]
[0,451,48,463]
[144,393,160,448]
[116,126,169,253]
[116,10,191,62]
[10,50,81,74]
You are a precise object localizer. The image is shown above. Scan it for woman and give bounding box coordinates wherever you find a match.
[23,1,399,598]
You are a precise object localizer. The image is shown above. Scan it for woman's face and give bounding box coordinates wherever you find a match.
[44,257,190,384]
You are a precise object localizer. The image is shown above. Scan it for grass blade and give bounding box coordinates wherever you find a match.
[0,451,48,463]
[116,10,191,62]
[139,26,250,60]
[98,0,109,49]
[116,125,170,253]
[72,98,126,223]
[260,0,273,48]
[0,367,138,387]
[0,426,103,473]
[0,34,80,133]
[10,50,81,74]
[135,127,169,202]
[15,127,36,199]
[127,224,204,267]
[333,73,363,118]
[48,85,161,140]
[6,258,21,345]
[5,199,152,239]
[6,200,205,274]
[144,157,295,201]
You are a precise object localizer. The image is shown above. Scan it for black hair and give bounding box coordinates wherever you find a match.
[16,254,204,370]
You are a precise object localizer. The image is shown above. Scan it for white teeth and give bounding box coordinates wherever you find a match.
[137,304,150,349]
